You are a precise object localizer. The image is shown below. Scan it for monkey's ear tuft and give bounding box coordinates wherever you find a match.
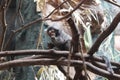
[44,23,49,28]
[44,28,48,33]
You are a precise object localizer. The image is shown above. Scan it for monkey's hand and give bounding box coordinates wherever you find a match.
[48,43,55,49]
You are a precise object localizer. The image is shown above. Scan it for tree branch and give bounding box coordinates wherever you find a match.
[0,1,8,51]
[0,49,120,67]
[88,12,120,56]
[104,0,120,7]
[0,58,120,79]
[4,0,86,50]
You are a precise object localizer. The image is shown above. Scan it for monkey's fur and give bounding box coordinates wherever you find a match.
[46,27,72,51]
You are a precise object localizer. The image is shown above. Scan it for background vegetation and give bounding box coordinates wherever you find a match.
[0,0,120,80]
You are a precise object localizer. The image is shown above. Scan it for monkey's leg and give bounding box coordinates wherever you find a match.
[101,56,114,74]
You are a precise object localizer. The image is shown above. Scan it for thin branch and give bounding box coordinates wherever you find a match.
[48,0,86,21]
[4,0,86,50]
[8,0,22,26]
[18,11,24,24]
[91,61,120,74]
[0,1,8,51]
[4,30,14,50]
[86,61,120,80]
[104,0,120,7]
[87,12,120,56]
[6,0,12,10]
[79,38,88,79]
[45,0,70,18]
[15,0,86,33]
[17,0,24,24]
[66,43,72,80]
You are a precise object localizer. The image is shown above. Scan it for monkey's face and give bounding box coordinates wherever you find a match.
[47,29,56,39]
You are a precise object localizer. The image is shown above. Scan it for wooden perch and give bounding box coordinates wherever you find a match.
[0,49,120,79]
[0,57,120,79]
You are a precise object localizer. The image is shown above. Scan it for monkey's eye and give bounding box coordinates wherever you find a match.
[48,30,55,36]
[51,29,55,32]
[49,30,55,34]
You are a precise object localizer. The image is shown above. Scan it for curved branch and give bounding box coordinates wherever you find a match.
[0,59,120,79]
[104,0,120,7]
[4,0,86,50]
[0,1,7,51]
[88,12,120,56]
[0,49,120,67]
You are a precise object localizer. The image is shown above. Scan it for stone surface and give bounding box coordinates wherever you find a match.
[14,0,42,80]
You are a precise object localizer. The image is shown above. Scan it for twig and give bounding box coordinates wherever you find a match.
[104,0,120,7]
[91,61,120,74]
[0,0,14,50]
[66,42,73,80]
[45,0,71,18]
[17,0,24,24]
[48,0,86,21]
[0,1,8,51]
[4,0,87,50]
[8,0,22,26]
[18,11,24,24]
[79,39,90,80]
[4,30,14,50]
[15,0,86,33]
[6,0,12,10]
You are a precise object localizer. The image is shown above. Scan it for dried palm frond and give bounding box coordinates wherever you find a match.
[37,65,66,80]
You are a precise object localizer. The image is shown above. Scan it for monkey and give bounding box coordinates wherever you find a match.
[46,26,72,51]
[45,26,74,79]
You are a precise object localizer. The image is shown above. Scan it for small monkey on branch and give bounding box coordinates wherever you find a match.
[46,26,72,51]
